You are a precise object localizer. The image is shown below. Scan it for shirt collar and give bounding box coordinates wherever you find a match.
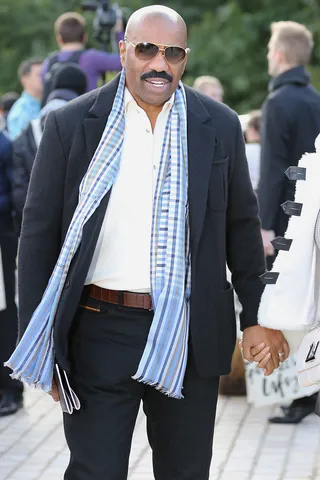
[268,66,310,93]
[124,88,175,114]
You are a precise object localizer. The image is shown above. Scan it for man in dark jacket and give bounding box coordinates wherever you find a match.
[258,20,320,424]
[0,131,23,416]
[12,63,87,232]
[10,6,289,478]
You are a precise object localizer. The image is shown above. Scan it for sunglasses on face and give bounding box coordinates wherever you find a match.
[125,37,190,65]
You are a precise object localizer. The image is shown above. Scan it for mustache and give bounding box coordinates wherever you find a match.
[141,70,173,83]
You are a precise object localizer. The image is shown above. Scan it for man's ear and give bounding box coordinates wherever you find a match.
[119,40,126,68]
[275,49,284,64]
[56,34,63,47]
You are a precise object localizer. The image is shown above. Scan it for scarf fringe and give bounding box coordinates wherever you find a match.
[5,367,52,393]
[132,374,184,399]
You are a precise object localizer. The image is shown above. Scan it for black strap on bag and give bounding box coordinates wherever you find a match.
[41,50,85,107]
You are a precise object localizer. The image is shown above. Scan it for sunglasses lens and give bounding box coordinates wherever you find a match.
[165,47,186,64]
[135,42,159,60]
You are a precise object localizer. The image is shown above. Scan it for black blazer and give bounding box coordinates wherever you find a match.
[18,75,265,378]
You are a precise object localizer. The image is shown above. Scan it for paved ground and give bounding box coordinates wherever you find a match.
[1,389,320,480]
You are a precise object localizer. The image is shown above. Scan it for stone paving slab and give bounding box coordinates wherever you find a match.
[1,389,320,479]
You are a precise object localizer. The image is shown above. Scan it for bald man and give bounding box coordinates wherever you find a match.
[15,5,288,479]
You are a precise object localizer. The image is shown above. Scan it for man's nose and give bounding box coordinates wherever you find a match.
[148,50,170,72]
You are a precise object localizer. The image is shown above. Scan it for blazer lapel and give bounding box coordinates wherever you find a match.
[81,74,120,245]
[83,73,120,163]
[186,88,217,258]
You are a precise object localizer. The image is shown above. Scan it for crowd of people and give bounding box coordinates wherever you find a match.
[0,5,320,479]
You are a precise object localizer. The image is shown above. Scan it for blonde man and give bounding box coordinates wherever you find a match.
[193,75,224,102]
[258,21,320,425]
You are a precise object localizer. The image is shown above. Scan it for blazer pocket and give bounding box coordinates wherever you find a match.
[208,156,229,211]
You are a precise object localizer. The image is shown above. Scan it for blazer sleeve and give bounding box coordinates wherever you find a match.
[257,98,290,231]
[226,114,266,330]
[18,111,66,339]
[12,133,32,232]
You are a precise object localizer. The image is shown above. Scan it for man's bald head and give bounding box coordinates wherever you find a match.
[120,5,189,110]
[125,5,187,47]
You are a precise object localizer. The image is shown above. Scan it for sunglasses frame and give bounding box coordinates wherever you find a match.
[124,37,190,65]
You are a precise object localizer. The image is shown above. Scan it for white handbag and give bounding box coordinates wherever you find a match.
[297,322,320,387]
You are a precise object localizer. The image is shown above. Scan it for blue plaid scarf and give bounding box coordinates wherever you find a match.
[5,69,191,399]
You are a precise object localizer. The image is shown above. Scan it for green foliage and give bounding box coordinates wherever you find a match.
[0,0,80,93]
[0,0,319,113]
[185,0,320,112]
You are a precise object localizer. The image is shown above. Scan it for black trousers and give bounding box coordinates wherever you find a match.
[64,297,219,480]
[0,221,23,396]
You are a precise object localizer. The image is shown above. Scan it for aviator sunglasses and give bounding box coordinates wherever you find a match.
[125,37,190,65]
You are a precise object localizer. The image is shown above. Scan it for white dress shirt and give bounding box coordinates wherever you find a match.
[85,88,174,292]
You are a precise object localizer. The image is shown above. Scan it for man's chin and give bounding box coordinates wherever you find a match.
[140,87,173,107]
[268,67,277,78]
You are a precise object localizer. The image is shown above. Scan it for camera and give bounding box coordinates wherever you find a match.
[81,0,124,51]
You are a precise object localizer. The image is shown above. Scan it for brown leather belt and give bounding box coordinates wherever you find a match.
[86,284,153,311]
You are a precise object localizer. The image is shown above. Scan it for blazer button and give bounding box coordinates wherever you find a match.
[65,280,70,289]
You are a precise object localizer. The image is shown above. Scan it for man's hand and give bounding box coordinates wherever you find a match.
[49,378,60,402]
[261,229,275,257]
[241,325,290,376]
